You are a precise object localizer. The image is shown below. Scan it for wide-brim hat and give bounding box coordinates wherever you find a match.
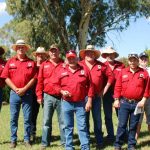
[12,39,31,51]
[79,45,101,59]
[101,46,119,58]
[0,46,5,55]
[32,47,48,56]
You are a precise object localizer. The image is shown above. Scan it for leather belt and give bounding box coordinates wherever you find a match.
[123,97,140,104]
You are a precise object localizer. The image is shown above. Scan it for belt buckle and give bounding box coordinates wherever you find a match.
[128,99,133,103]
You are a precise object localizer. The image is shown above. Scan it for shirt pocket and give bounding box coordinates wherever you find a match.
[78,74,87,85]
[122,78,129,88]
[9,66,17,73]
[137,77,145,87]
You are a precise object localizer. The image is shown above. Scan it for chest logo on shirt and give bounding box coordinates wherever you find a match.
[122,74,128,78]
[27,62,32,67]
[61,72,68,76]
[81,70,85,75]
[139,74,144,78]
[98,65,101,70]
[9,63,16,67]
[116,68,121,71]
[44,65,50,68]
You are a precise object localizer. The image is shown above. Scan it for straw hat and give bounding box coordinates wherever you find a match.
[79,45,101,59]
[11,39,31,51]
[49,44,59,51]
[32,47,48,56]
[101,46,119,58]
[0,46,5,55]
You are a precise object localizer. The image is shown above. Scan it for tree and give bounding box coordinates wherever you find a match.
[5,0,150,54]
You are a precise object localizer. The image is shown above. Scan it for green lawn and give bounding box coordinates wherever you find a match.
[0,105,150,150]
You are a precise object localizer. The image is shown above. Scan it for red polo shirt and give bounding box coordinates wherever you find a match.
[54,64,94,102]
[36,59,64,100]
[104,60,125,91]
[79,60,114,95]
[114,67,150,100]
[0,58,6,88]
[1,56,37,88]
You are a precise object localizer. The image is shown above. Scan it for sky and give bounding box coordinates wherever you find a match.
[1,1,150,58]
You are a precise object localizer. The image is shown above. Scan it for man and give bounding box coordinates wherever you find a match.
[0,46,6,111]
[36,44,65,149]
[54,50,94,150]
[30,47,48,142]
[136,52,150,139]
[101,46,125,141]
[114,53,150,150]
[1,40,37,148]
[79,45,114,148]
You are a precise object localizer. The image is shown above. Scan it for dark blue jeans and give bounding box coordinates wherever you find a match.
[0,88,3,112]
[62,100,90,150]
[86,95,103,145]
[10,90,33,142]
[103,90,115,139]
[114,99,141,149]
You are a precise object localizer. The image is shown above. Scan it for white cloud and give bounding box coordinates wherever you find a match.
[0,2,6,15]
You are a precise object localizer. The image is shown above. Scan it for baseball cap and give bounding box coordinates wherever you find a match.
[128,53,139,60]
[66,50,77,58]
[139,52,148,58]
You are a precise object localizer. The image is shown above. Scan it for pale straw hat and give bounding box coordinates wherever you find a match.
[102,46,119,58]
[32,47,48,56]
[11,39,31,51]
[79,45,101,59]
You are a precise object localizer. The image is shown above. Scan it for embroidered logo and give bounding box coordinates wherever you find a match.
[9,63,16,67]
[81,70,85,75]
[61,72,68,76]
[98,65,101,70]
[28,62,32,67]
[44,65,50,68]
[122,74,128,78]
[139,74,144,78]
[116,68,121,71]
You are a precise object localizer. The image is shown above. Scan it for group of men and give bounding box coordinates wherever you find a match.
[0,39,150,150]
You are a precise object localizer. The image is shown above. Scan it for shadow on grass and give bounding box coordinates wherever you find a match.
[139,130,149,138]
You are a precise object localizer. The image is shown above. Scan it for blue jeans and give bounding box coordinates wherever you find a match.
[86,95,103,145]
[62,100,90,150]
[114,99,141,149]
[10,90,33,142]
[41,93,65,146]
[103,90,115,139]
[0,88,3,112]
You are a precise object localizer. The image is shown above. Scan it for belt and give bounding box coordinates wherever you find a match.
[123,97,140,104]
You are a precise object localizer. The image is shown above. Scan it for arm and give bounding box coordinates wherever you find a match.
[5,78,17,92]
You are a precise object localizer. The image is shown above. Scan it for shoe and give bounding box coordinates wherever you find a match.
[10,142,17,148]
[24,141,32,148]
[30,134,36,143]
[96,144,103,150]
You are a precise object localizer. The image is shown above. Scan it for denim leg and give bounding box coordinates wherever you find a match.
[10,90,21,142]
[114,100,129,148]
[0,88,3,112]
[103,90,114,138]
[41,94,55,146]
[31,93,40,135]
[91,95,103,144]
[128,104,140,149]
[62,100,74,150]
[22,90,33,142]
[75,102,90,150]
[56,99,66,145]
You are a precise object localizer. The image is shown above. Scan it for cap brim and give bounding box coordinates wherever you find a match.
[66,53,77,58]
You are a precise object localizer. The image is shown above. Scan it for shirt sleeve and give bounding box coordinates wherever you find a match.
[114,70,122,99]
[143,71,150,98]
[36,64,44,100]
[105,66,114,84]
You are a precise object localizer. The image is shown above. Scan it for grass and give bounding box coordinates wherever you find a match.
[0,105,150,150]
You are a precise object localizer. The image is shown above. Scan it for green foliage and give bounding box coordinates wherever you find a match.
[3,0,150,55]
[118,57,128,67]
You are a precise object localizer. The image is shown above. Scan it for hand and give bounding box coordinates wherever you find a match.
[16,88,26,96]
[37,99,43,105]
[85,97,92,112]
[61,90,71,97]
[137,100,146,108]
[113,100,120,108]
